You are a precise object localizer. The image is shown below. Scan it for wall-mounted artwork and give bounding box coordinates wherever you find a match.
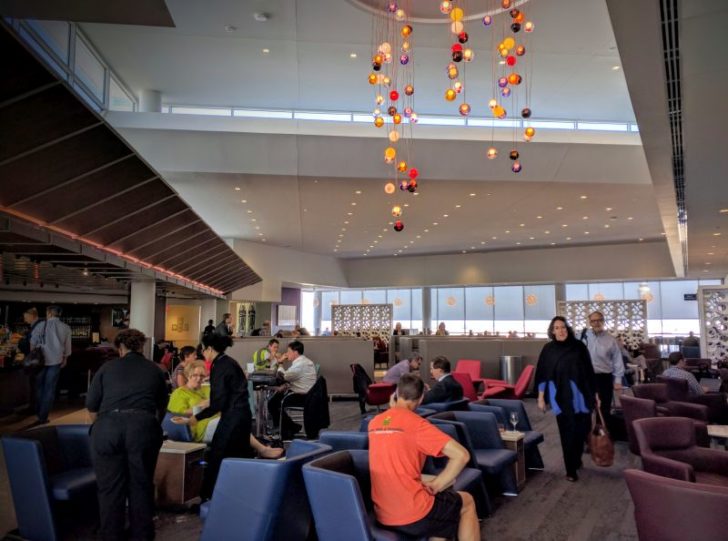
[111,307,129,329]
[278,305,297,327]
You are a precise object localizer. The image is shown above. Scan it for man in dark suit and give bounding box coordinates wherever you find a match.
[422,356,463,404]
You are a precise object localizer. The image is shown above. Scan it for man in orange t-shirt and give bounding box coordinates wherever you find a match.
[368,373,479,541]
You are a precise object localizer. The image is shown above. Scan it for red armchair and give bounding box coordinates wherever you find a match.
[633,417,728,485]
[364,382,395,412]
[451,372,478,401]
[478,365,534,400]
[454,360,487,389]
[624,469,728,541]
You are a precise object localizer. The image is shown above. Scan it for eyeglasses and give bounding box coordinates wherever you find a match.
[589,318,605,323]
[189,373,205,379]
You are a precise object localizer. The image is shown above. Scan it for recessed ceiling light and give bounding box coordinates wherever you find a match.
[261,238,266,242]
[350,53,358,58]
[251,218,256,222]
[247,210,253,214]
[355,190,362,194]
[580,195,588,199]
[462,250,467,254]
[351,202,357,206]
[455,204,462,208]
[383,228,388,232]
[333,249,338,252]
[556,206,563,210]
[443,214,449,218]
[262,48,270,54]
[627,216,634,220]
[582,216,588,220]
[373,240,378,244]
[529,236,535,240]
[703,269,710,272]
[566,237,572,240]
[537,215,543,219]
[341,227,346,231]
[255,226,260,230]
[707,252,714,255]
[505,230,510,234]
[433,222,439,225]
[661,232,666,236]
[544,230,550,234]
[705,262,712,265]
[562,224,568,228]
[378,235,383,238]
[550,242,556,246]
[338,234,344,237]
[424,229,429,233]
[404,203,409,207]
[639,238,644,241]
[584,231,590,235]
[516,241,521,245]
[604,224,610,228]
[234,187,241,191]
[344,221,349,224]
[605,207,613,211]
[416,235,421,239]
[258,232,263,236]
[481,241,486,244]
[492,236,497,240]
[612,65,621,71]
[469,193,476,197]
[519,223,525,227]
[348,212,353,216]
[720,209,728,214]
[413,192,419,196]
[409,240,414,244]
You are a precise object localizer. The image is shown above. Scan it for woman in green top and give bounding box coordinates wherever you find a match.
[168,361,282,457]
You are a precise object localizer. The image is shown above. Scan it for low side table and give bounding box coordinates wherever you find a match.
[500,431,526,491]
[707,424,728,450]
[154,441,206,506]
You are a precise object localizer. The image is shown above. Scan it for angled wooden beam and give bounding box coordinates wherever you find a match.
[0,122,103,167]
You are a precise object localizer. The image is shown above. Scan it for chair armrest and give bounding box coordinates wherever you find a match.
[689,448,728,475]
[693,421,710,448]
[663,401,709,421]
[641,453,695,482]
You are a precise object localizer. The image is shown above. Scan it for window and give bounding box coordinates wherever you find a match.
[465,287,494,334]
[493,286,525,335]
[435,287,465,335]
[109,77,134,111]
[74,36,105,102]
[27,19,70,62]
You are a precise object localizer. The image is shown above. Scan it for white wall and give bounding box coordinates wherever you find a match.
[229,239,347,302]
[342,241,676,288]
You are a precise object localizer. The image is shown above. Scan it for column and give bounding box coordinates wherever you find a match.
[554,283,566,313]
[139,89,162,113]
[422,287,431,334]
[130,280,156,358]
[313,291,322,335]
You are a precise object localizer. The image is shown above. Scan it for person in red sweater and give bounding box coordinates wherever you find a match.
[368,373,479,540]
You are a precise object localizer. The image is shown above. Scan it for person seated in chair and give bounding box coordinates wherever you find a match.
[368,373,479,541]
[252,338,285,372]
[169,361,282,457]
[662,352,707,396]
[268,340,317,439]
[422,356,463,404]
[383,355,422,384]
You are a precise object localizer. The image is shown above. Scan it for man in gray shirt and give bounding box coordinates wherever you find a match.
[30,305,71,425]
[582,311,623,425]
[383,355,423,384]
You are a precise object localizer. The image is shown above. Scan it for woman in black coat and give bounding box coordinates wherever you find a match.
[186,334,253,500]
[535,316,599,482]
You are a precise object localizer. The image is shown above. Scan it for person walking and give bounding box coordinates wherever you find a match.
[86,329,168,541]
[536,316,598,482]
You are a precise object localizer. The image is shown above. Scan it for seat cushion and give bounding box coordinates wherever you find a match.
[524,431,544,447]
[473,449,517,473]
[695,471,728,487]
[199,500,211,521]
[50,467,96,500]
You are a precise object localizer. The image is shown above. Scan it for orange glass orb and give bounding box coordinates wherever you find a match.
[393,113,402,124]
[516,45,526,56]
[397,161,407,173]
[384,146,397,160]
[373,54,384,64]
[501,0,512,8]
[368,74,377,85]
[384,182,396,194]
[404,84,414,96]
[445,88,457,101]
[374,116,384,128]
[401,25,412,37]
[525,127,536,137]
[514,12,525,24]
[458,103,471,116]
[492,105,507,119]
[508,73,522,85]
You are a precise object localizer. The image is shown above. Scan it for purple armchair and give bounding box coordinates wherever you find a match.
[624,469,728,541]
[656,375,728,424]
[621,395,709,455]
[633,417,728,486]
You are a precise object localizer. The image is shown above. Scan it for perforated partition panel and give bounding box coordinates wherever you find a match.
[332,304,393,338]
[698,286,728,363]
[557,300,647,350]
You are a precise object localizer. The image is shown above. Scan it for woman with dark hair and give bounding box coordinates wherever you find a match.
[535,316,598,482]
[183,333,253,500]
[86,329,168,541]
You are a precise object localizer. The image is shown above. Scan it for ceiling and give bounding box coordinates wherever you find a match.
[7,0,724,285]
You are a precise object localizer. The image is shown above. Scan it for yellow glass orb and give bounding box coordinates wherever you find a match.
[395,8,406,21]
[393,113,402,125]
[384,53,392,64]
[492,105,506,119]
[445,88,457,101]
[523,134,532,142]
[451,21,464,34]
[374,116,384,128]
[380,42,392,54]
[450,7,464,21]
[401,25,412,38]
[488,98,498,109]
[487,147,498,160]
[503,37,516,49]
[375,94,385,105]
[402,41,411,52]
[392,205,402,217]
[383,76,391,86]
[397,161,407,173]
[384,182,396,194]
[368,73,377,85]
[463,49,474,62]
[448,66,459,80]
[525,127,536,137]
[499,47,509,58]
[385,147,396,160]
[388,130,400,142]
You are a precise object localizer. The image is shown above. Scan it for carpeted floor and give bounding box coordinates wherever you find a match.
[0,398,639,540]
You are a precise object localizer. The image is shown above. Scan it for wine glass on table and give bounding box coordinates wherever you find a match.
[509,411,519,433]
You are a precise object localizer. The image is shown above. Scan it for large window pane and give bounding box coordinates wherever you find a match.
[435,288,465,335]
[465,287,494,334]
[301,291,315,334]
[494,286,524,335]
[387,289,412,330]
[74,37,105,101]
[109,77,134,111]
[321,291,338,321]
[524,285,556,320]
[588,282,624,300]
[411,289,423,321]
[566,283,588,300]
[340,290,362,305]
[28,20,69,61]
[362,289,386,305]
[660,280,699,319]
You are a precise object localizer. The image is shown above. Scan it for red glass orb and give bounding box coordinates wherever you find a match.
[458,32,469,44]
[451,43,463,53]
[394,220,404,232]
[509,150,519,160]
[452,51,463,62]
[521,107,532,118]
[516,45,526,56]
[387,106,397,116]
[406,180,417,193]
[390,90,400,101]
[408,168,418,179]
[506,55,516,67]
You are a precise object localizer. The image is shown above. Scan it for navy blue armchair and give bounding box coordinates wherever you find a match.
[319,430,369,451]
[2,424,96,541]
[200,439,331,541]
[162,411,193,442]
[422,398,469,413]
[303,450,426,541]
[431,411,518,496]
[472,399,545,470]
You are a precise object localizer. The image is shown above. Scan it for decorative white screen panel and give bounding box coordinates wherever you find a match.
[698,286,728,363]
[557,300,647,350]
[332,304,393,338]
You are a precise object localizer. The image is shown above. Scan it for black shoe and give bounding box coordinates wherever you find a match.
[566,473,579,482]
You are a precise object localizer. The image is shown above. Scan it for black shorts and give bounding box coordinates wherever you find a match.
[390,489,463,539]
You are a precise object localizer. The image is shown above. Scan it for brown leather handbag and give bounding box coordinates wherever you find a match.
[589,407,615,467]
